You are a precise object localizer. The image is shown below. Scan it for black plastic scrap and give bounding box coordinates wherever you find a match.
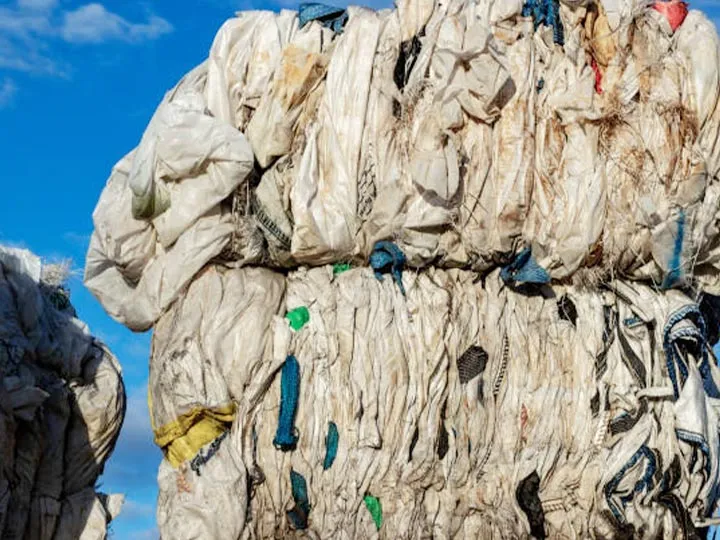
[392,32,423,117]
[516,471,546,539]
[287,469,311,530]
[393,34,423,91]
[457,345,488,384]
[654,456,702,540]
[557,295,577,327]
[436,399,449,459]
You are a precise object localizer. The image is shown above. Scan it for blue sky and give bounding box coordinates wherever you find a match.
[1,0,720,539]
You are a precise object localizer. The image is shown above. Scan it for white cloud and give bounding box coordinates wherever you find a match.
[0,8,51,37]
[63,231,91,248]
[134,527,160,540]
[61,4,173,44]
[118,382,153,450]
[0,2,172,78]
[0,33,65,76]
[0,78,17,109]
[17,0,57,11]
[121,499,156,520]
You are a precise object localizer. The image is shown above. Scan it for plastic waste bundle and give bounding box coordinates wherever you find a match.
[84,0,720,537]
[0,246,125,540]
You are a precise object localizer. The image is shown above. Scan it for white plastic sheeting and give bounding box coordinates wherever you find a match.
[0,246,125,539]
[148,266,720,538]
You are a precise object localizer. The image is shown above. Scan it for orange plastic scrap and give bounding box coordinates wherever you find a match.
[652,0,689,33]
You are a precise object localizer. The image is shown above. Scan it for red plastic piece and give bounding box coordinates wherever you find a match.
[652,1,689,33]
[591,57,603,95]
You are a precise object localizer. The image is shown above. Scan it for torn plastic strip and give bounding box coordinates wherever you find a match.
[286,306,310,331]
[663,305,719,399]
[363,494,383,530]
[189,430,229,477]
[393,34,422,91]
[500,247,550,287]
[604,446,658,524]
[676,428,712,480]
[288,469,311,529]
[591,57,603,94]
[332,263,351,275]
[273,355,300,451]
[522,0,564,45]
[615,314,648,388]
[655,491,699,540]
[595,306,616,381]
[298,2,348,34]
[662,209,686,289]
[652,1,689,33]
[370,241,407,295]
[323,421,339,470]
[609,401,647,437]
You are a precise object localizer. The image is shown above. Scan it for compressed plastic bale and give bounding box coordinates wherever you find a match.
[78,1,720,537]
[0,246,125,539]
[83,0,720,290]
[198,267,719,538]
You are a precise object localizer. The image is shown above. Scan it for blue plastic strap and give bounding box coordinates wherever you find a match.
[287,469,311,529]
[604,446,657,523]
[370,241,407,295]
[323,421,339,470]
[273,355,300,451]
[299,3,348,33]
[500,247,550,286]
[663,305,719,400]
[522,0,564,45]
[662,209,686,289]
[676,428,712,479]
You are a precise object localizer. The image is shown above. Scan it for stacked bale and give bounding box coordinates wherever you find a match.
[85,0,720,537]
[0,246,125,540]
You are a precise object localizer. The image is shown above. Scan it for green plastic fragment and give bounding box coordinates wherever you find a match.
[286,307,310,331]
[333,263,351,275]
[363,494,382,530]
